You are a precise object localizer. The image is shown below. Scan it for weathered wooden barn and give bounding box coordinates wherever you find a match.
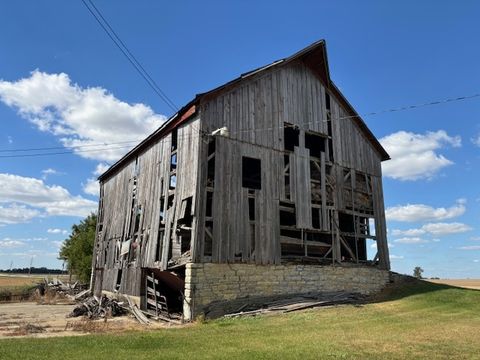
[92,40,391,320]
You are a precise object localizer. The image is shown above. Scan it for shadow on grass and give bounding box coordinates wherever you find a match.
[370,273,480,304]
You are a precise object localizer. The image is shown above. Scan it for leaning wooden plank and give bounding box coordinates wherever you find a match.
[126,296,150,325]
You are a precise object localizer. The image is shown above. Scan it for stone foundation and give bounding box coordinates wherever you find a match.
[183,263,390,319]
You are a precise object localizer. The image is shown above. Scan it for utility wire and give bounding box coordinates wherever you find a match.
[1,91,478,158]
[81,0,178,112]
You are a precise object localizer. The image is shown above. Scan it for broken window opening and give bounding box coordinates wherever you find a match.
[284,123,299,151]
[170,153,177,171]
[305,133,326,158]
[178,197,193,226]
[169,175,177,190]
[325,92,331,112]
[171,129,178,151]
[242,157,261,189]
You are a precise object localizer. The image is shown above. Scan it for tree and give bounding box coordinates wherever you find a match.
[59,213,97,283]
[413,266,424,279]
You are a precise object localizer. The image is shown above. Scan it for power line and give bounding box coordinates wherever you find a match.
[1,91,478,158]
[81,0,178,112]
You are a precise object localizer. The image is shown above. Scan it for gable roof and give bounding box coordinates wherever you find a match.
[99,40,389,181]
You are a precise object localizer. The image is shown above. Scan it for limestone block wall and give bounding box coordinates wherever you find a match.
[183,263,390,319]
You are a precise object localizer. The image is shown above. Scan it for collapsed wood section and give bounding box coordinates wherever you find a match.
[91,40,390,320]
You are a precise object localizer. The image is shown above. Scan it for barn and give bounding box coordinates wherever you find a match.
[92,40,391,320]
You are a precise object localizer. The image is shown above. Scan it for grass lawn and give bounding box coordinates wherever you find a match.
[1,280,479,359]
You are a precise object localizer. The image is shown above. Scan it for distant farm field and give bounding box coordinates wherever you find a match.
[0,279,479,359]
[0,273,70,288]
[428,278,480,290]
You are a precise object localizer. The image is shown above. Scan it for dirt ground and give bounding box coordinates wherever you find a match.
[428,279,480,290]
[0,302,170,338]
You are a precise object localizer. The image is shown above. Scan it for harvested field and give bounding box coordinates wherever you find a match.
[0,273,71,288]
[428,278,480,290]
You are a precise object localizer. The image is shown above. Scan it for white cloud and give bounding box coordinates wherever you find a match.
[391,222,471,237]
[470,236,480,241]
[0,70,167,162]
[380,130,460,180]
[457,245,480,251]
[47,228,68,235]
[94,163,110,176]
[7,136,13,144]
[386,199,466,222]
[394,237,429,244]
[41,168,64,180]
[471,134,480,147]
[390,254,404,260]
[391,228,427,237]
[474,259,479,263]
[82,178,99,197]
[0,203,41,225]
[0,239,26,248]
[0,173,97,221]
[421,222,472,236]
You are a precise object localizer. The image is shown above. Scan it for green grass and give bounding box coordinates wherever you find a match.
[1,280,480,359]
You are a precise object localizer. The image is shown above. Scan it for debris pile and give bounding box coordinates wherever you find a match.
[37,278,89,299]
[204,291,365,318]
[68,295,127,319]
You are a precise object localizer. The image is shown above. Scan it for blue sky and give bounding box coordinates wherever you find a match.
[0,1,479,277]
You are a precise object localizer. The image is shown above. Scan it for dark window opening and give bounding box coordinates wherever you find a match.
[207,157,215,187]
[167,194,174,209]
[328,139,334,162]
[171,129,178,151]
[242,157,261,189]
[339,212,355,233]
[280,228,302,239]
[115,269,123,291]
[305,133,326,158]
[248,197,255,221]
[312,207,320,229]
[280,201,296,227]
[284,123,299,151]
[310,160,322,182]
[206,191,213,217]
[159,197,165,223]
[208,138,216,156]
[325,92,331,111]
[134,206,142,233]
